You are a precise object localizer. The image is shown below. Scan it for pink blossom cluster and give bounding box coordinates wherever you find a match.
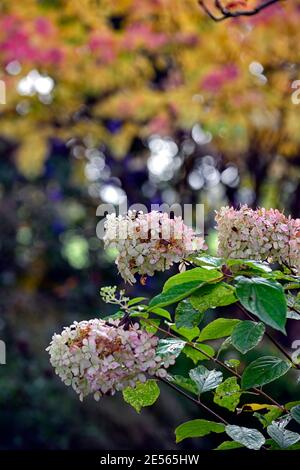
[104,211,206,284]
[215,205,300,272]
[47,318,174,401]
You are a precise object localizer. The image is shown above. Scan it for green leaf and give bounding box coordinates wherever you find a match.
[189,365,223,394]
[156,338,186,360]
[149,268,222,309]
[175,419,225,443]
[291,405,300,424]
[241,356,291,390]
[231,321,265,354]
[188,254,223,268]
[267,423,300,449]
[225,425,265,450]
[167,375,198,395]
[169,323,200,341]
[227,259,272,274]
[254,407,283,428]
[183,344,215,364]
[122,380,160,413]
[149,282,204,309]
[149,307,171,321]
[198,318,240,342]
[175,299,203,329]
[224,359,240,369]
[190,283,237,313]
[235,277,287,333]
[213,377,241,412]
[215,441,245,450]
[127,297,147,306]
[266,439,300,450]
[140,318,160,334]
[163,267,222,292]
[285,400,300,410]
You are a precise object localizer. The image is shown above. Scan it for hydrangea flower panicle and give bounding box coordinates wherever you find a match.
[47,318,175,401]
[103,211,206,283]
[216,205,300,273]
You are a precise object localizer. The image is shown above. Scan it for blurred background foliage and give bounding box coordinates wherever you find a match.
[0,0,300,450]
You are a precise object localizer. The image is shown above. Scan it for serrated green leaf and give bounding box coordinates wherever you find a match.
[214,377,241,411]
[235,277,287,333]
[189,365,223,394]
[267,423,300,449]
[215,441,245,450]
[122,380,160,413]
[231,321,265,354]
[183,344,215,364]
[190,283,237,313]
[198,318,240,342]
[241,356,291,390]
[175,299,204,329]
[156,338,185,360]
[175,419,225,443]
[225,425,265,450]
[291,405,300,424]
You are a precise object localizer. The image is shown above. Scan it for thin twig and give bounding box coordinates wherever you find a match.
[160,377,229,425]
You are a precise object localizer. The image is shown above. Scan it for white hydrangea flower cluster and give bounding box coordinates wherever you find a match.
[47,318,174,401]
[104,211,206,283]
[216,205,300,273]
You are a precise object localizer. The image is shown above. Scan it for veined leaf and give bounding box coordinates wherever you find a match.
[163,267,222,292]
[291,405,300,424]
[167,375,198,395]
[156,338,185,360]
[215,441,244,450]
[190,283,237,313]
[183,344,215,364]
[189,365,223,394]
[198,318,240,342]
[175,299,203,329]
[235,277,287,333]
[231,321,265,354]
[213,377,241,412]
[267,422,300,449]
[122,380,160,413]
[241,356,291,389]
[175,419,225,443]
[225,425,265,450]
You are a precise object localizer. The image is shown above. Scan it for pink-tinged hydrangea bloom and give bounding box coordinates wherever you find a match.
[47,318,174,401]
[104,211,206,284]
[215,205,300,273]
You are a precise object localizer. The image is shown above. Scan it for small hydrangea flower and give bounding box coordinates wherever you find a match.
[215,205,300,273]
[104,211,206,283]
[47,318,175,401]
